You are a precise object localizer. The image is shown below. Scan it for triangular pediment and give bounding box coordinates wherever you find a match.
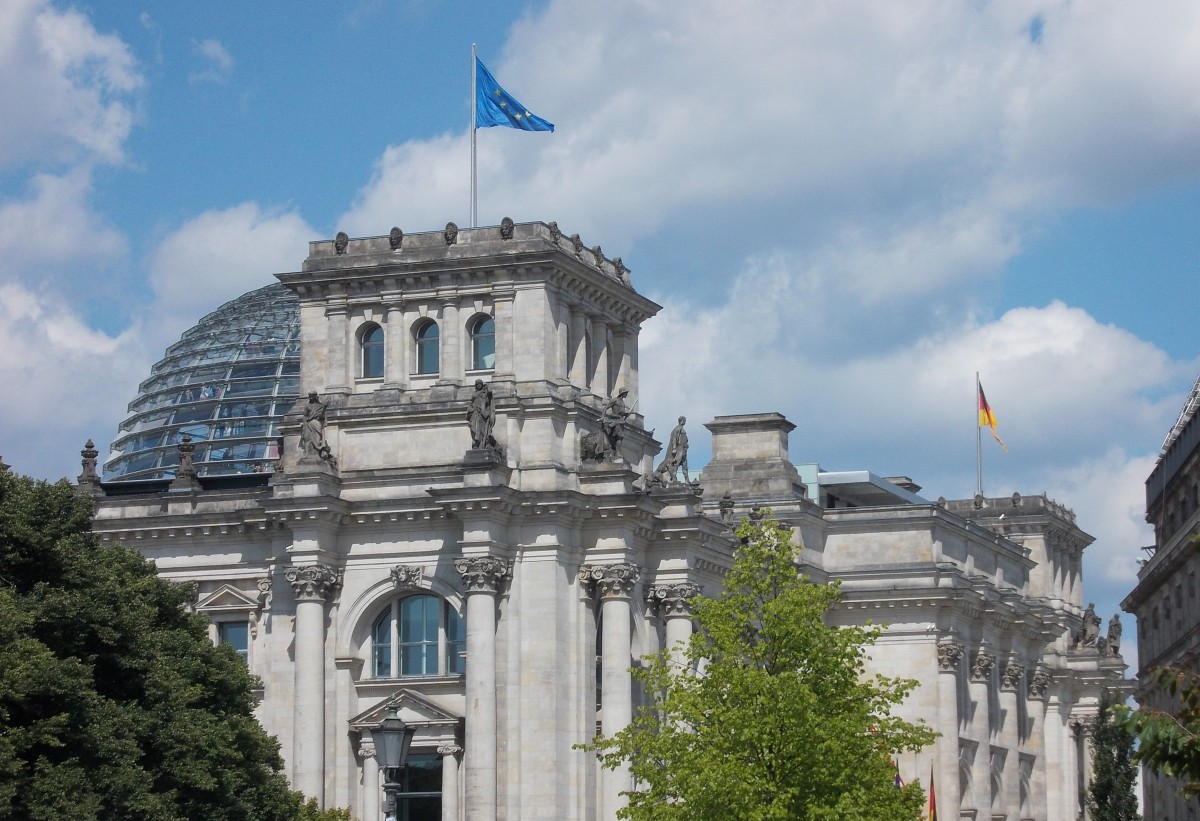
[195,583,260,613]
[349,688,463,731]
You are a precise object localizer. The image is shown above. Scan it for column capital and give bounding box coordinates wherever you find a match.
[454,556,511,594]
[437,743,464,758]
[1070,715,1094,739]
[648,582,701,618]
[936,640,964,671]
[1028,666,1051,701]
[580,563,641,600]
[357,739,376,761]
[285,563,341,603]
[1001,661,1026,691]
[970,649,996,683]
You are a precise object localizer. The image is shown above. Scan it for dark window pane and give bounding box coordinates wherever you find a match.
[362,325,384,378]
[218,621,249,663]
[470,316,495,370]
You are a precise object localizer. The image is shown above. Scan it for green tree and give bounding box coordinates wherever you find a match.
[1117,665,1200,798]
[588,513,936,820]
[0,463,343,820]
[1087,691,1141,821]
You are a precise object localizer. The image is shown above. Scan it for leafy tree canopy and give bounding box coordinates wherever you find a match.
[1118,665,1200,798]
[1088,690,1141,821]
[0,464,342,820]
[588,513,936,821]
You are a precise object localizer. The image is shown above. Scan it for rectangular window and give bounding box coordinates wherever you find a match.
[218,621,249,664]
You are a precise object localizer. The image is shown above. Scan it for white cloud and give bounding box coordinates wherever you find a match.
[0,0,142,169]
[189,38,233,84]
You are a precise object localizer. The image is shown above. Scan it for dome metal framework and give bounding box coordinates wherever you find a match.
[104,283,301,481]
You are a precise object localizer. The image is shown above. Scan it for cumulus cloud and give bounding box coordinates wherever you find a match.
[0,0,142,169]
[189,38,233,84]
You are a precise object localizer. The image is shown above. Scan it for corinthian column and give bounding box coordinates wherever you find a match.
[935,640,964,817]
[285,563,341,805]
[649,583,700,672]
[358,739,379,821]
[968,648,995,818]
[580,563,641,820]
[1026,666,1050,820]
[999,660,1024,815]
[454,556,510,821]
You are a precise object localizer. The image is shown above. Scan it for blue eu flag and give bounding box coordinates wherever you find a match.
[475,58,555,132]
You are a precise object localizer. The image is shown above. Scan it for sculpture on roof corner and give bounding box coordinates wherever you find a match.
[77,439,102,494]
[466,379,500,453]
[581,388,632,463]
[1073,602,1102,649]
[646,416,696,490]
[1102,613,1122,657]
[299,392,338,469]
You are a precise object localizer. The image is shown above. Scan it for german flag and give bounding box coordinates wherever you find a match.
[978,381,1007,452]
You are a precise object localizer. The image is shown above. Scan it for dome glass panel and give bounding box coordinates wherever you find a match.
[104,283,301,481]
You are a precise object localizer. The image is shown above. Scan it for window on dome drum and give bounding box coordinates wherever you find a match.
[469,315,495,370]
[372,595,464,678]
[414,320,439,375]
[361,323,384,378]
[217,621,249,664]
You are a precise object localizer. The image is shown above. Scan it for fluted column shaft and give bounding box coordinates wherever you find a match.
[935,641,964,817]
[455,557,509,821]
[286,563,340,805]
[581,563,641,821]
[968,649,995,817]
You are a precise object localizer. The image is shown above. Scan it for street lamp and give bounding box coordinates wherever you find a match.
[370,706,416,821]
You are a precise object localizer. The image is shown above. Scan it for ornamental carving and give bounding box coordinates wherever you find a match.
[357,738,376,760]
[77,439,100,489]
[284,564,341,602]
[454,556,511,594]
[648,583,701,618]
[1001,662,1025,691]
[437,743,463,758]
[1028,667,1051,700]
[579,563,641,600]
[548,221,561,242]
[936,641,964,672]
[391,565,424,590]
[1070,716,1094,739]
[970,650,995,683]
[500,217,514,240]
[444,222,459,246]
[334,231,349,254]
[570,233,584,255]
[389,227,403,250]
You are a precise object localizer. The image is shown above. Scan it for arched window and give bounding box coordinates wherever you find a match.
[469,315,495,370]
[372,594,464,678]
[414,320,439,375]
[360,323,384,378]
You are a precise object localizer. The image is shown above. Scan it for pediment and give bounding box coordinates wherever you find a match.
[195,583,260,613]
[349,688,463,732]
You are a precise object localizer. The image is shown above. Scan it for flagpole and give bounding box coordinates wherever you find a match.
[976,372,983,497]
[470,43,478,228]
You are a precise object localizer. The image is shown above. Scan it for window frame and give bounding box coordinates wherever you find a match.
[371,594,465,679]
[413,320,440,376]
[467,314,496,372]
[359,322,385,379]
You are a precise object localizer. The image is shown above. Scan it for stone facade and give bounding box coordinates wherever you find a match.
[89,223,1126,821]
[1123,375,1200,819]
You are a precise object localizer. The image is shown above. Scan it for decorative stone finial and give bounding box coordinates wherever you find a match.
[444,222,459,246]
[719,490,736,531]
[169,434,201,490]
[334,232,349,255]
[389,227,403,250]
[570,233,583,255]
[548,221,562,242]
[500,217,514,240]
[77,439,102,492]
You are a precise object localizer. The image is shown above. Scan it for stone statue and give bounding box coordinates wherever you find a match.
[719,490,735,530]
[334,231,349,255]
[664,416,690,483]
[389,227,403,250]
[600,388,631,458]
[300,392,336,465]
[444,222,459,246]
[500,216,514,240]
[1075,602,1101,648]
[1106,614,1122,656]
[466,379,497,450]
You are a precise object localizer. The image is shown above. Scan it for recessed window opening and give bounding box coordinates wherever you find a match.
[469,315,495,370]
[361,323,384,378]
[372,595,464,678]
[414,321,440,375]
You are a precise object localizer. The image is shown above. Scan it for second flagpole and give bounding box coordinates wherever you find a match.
[470,43,478,228]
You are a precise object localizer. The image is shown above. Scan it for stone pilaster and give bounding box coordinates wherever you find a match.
[999,661,1024,814]
[285,563,341,806]
[1026,665,1050,820]
[383,301,406,387]
[454,556,510,821]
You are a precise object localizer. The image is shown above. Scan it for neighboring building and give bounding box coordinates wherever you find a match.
[1122,374,1200,820]
[85,222,1126,821]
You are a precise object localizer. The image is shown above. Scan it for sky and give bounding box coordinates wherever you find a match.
[4,0,1200,672]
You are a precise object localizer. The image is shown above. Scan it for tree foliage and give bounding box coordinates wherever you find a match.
[1117,665,1200,798]
[588,513,936,820]
[0,464,342,820]
[1087,691,1141,821]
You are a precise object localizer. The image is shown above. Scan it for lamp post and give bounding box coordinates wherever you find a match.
[370,706,416,821]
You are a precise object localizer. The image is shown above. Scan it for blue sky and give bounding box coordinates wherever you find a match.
[4,0,1200,669]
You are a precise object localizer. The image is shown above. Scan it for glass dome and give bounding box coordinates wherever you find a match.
[104,283,301,481]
